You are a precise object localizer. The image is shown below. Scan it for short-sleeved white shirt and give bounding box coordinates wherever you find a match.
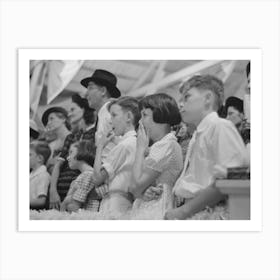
[30,165,50,200]
[173,112,247,198]
[102,130,137,193]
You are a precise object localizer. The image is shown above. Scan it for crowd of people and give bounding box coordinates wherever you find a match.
[29,64,251,219]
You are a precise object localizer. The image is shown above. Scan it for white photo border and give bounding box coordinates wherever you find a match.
[19,48,262,232]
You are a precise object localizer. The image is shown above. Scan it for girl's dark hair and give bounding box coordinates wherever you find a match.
[139,93,181,126]
[108,97,140,129]
[71,94,90,109]
[71,94,95,125]
[72,140,95,166]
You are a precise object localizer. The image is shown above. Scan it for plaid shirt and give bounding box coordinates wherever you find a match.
[56,126,97,201]
[68,170,101,212]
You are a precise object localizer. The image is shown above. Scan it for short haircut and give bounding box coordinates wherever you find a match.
[72,140,95,166]
[246,62,250,78]
[30,141,51,165]
[180,75,224,111]
[108,96,141,128]
[139,93,181,126]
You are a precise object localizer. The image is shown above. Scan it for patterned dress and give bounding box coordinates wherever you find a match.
[130,133,183,219]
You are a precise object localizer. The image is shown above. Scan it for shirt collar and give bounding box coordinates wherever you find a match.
[121,130,136,140]
[158,132,177,143]
[196,112,219,134]
[30,165,47,178]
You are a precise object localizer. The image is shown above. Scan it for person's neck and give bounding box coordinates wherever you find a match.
[122,125,135,136]
[56,126,70,139]
[96,99,108,114]
[153,125,171,142]
[79,162,93,173]
[194,110,214,128]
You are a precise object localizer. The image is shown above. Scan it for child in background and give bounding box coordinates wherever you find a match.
[92,97,140,216]
[60,140,98,212]
[165,75,247,219]
[30,141,51,210]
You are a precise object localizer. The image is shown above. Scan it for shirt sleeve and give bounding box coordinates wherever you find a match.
[102,143,128,181]
[145,141,174,172]
[72,172,95,203]
[212,121,247,168]
[36,173,50,198]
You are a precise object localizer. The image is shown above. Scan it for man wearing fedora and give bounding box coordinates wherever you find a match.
[81,69,121,160]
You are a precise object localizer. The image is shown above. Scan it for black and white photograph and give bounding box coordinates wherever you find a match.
[1,1,279,280]
[18,49,261,229]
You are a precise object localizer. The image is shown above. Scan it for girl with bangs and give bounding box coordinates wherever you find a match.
[129,93,183,219]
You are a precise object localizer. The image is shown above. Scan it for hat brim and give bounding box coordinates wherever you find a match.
[42,107,68,127]
[80,77,121,98]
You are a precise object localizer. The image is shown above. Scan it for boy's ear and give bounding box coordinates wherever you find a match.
[204,90,214,107]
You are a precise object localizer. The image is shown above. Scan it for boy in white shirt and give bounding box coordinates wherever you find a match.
[30,141,51,210]
[165,75,247,219]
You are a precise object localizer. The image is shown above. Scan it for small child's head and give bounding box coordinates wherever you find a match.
[30,141,51,170]
[139,93,181,138]
[179,75,224,126]
[108,97,140,136]
[67,140,95,170]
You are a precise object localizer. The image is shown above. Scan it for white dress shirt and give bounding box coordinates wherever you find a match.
[173,112,247,199]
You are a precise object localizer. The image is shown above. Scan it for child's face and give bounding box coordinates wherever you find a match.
[67,145,79,169]
[29,148,39,169]
[110,104,128,136]
[179,87,206,126]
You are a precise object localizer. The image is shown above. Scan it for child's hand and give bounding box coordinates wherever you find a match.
[97,131,115,148]
[49,190,61,210]
[137,121,149,150]
[143,185,163,201]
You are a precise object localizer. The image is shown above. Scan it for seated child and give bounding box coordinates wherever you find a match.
[92,97,140,216]
[60,140,98,212]
[30,141,51,210]
[129,93,183,218]
[164,75,247,219]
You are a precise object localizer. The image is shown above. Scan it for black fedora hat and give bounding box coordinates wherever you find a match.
[41,106,68,127]
[80,69,121,98]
